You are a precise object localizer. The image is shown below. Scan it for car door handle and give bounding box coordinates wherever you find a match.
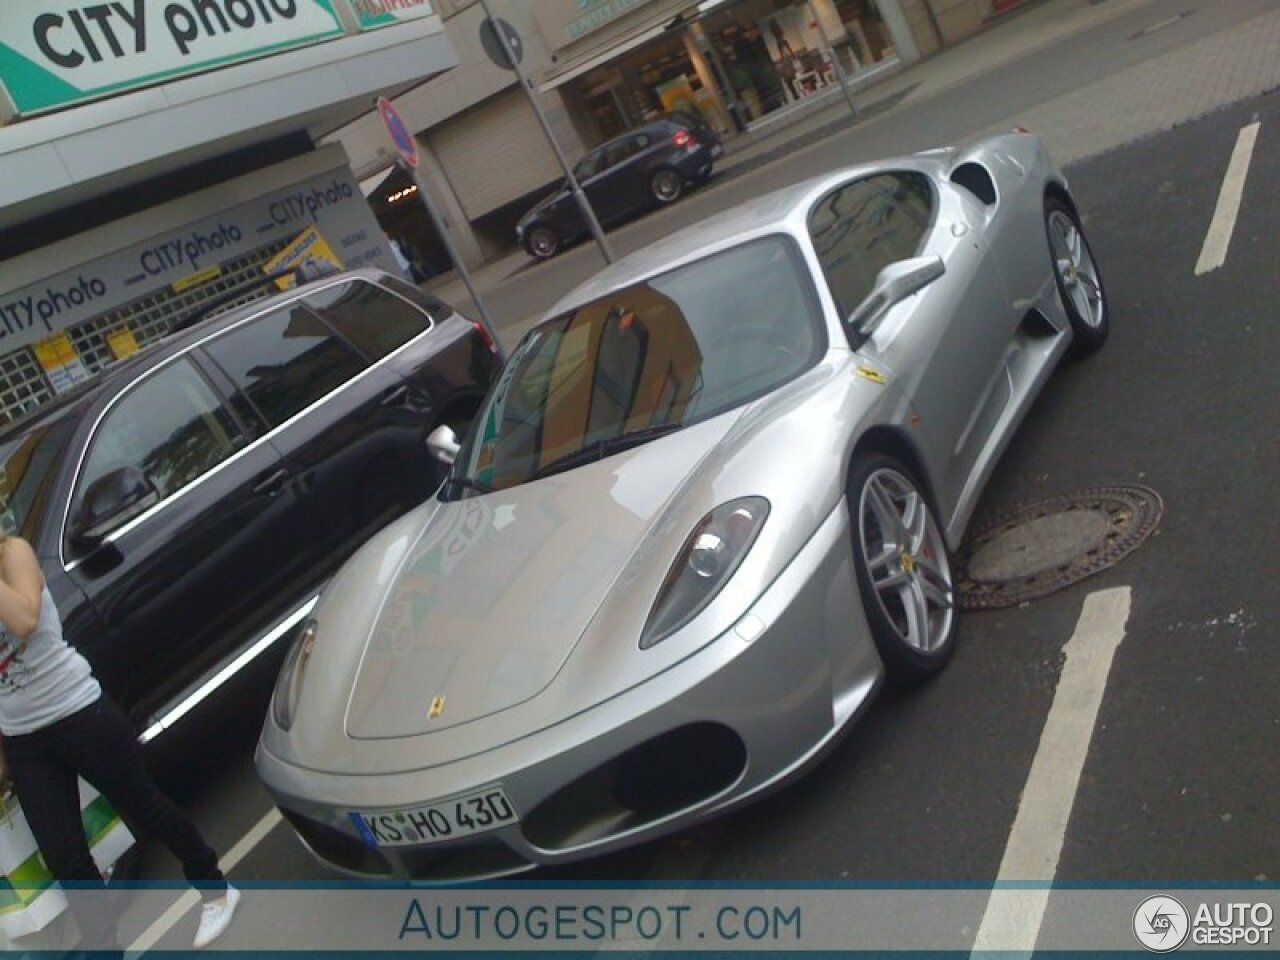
[381,384,432,414]
[381,384,411,408]
[252,468,290,497]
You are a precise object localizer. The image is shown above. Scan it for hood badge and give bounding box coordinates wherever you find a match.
[428,695,446,719]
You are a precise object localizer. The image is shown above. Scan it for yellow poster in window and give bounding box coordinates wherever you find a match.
[106,327,140,361]
[33,332,91,394]
[263,226,344,290]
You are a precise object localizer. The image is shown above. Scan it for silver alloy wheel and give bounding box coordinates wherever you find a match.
[529,226,558,259]
[858,468,954,653]
[651,169,682,203]
[1047,209,1105,329]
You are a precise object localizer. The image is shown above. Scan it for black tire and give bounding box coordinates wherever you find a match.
[649,168,684,205]
[1045,195,1109,355]
[848,453,957,684]
[525,224,561,260]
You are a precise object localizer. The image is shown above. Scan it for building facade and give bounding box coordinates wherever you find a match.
[0,0,456,424]
[341,0,1026,272]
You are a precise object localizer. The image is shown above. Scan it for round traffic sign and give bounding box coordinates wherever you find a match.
[479,17,523,70]
[377,96,419,168]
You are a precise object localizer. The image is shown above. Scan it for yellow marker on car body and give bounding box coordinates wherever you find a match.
[428,696,446,719]
[855,366,887,385]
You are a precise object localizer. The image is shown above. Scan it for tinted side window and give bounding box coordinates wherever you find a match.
[204,304,368,428]
[605,137,641,167]
[306,280,432,361]
[574,150,604,179]
[808,173,934,324]
[78,359,243,503]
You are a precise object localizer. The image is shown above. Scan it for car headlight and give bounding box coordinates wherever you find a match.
[640,497,770,649]
[272,618,318,731]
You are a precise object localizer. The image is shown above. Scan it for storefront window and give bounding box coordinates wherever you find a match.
[568,0,901,141]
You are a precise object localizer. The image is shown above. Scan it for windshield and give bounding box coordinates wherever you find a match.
[453,236,823,494]
[0,413,77,538]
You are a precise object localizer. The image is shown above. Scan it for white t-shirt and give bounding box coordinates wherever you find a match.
[0,584,101,736]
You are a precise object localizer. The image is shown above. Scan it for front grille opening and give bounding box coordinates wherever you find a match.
[523,723,746,851]
[397,835,530,882]
[279,807,392,877]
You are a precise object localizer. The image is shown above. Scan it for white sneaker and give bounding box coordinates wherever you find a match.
[193,884,241,948]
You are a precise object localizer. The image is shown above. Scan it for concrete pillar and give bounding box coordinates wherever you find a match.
[414,136,486,270]
[681,28,734,134]
[877,0,924,64]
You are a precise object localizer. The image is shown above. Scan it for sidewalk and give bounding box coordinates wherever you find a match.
[428,0,1157,306]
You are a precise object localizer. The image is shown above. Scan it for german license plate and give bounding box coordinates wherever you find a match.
[350,787,517,847]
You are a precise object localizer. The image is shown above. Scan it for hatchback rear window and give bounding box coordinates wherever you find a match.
[305,280,435,361]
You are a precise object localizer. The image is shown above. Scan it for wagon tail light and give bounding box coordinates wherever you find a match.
[470,320,499,354]
[640,497,770,649]
[672,129,696,149]
[272,618,318,731]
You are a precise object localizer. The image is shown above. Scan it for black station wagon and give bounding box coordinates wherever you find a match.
[0,269,500,743]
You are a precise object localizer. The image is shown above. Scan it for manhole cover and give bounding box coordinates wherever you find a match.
[955,485,1163,610]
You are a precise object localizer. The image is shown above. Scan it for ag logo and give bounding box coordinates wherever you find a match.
[1134,895,1190,952]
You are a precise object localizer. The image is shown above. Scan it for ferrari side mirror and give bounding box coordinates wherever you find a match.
[847,255,946,341]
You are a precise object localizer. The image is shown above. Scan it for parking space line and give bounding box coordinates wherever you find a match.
[127,807,283,956]
[971,587,1132,953]
[1194,121,1261,275]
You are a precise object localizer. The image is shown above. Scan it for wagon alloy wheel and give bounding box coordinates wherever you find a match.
[850,456,957,682]
[527,225,560,260]
[650,169,683,204]
[1045,197,1110,354]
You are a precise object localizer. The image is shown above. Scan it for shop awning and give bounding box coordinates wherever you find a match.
[535,1,702,93]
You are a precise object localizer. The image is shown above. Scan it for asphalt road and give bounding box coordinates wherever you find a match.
[73,10,1279,950]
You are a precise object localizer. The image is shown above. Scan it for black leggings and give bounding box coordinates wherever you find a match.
[5,695,225,945]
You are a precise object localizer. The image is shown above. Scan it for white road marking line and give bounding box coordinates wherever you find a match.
[1195,121,1260,275]
[127,807,283,956]
[971,587,1132,954]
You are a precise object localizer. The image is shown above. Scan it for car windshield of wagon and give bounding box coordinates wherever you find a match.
[453,235,824,493]
[0,412,77,538]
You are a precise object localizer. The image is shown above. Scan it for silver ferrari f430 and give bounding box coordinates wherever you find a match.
[257,132,1108,880]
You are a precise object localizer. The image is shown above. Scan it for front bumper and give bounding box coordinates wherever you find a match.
[258,499,882,880]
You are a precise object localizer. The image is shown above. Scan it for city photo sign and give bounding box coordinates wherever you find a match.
[0,0,346,116]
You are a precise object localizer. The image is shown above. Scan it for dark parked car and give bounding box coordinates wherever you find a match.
[516,117,722,260]
[0,269,500,744]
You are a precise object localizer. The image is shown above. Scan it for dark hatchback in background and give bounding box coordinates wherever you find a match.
[0,269,500,744]
[516,116,722,260]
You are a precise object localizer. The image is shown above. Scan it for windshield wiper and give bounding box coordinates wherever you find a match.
[530,423,684,482]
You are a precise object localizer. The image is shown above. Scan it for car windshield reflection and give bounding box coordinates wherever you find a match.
[452,235,823,494]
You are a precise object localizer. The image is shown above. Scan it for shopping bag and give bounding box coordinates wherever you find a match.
[0,781,135,939]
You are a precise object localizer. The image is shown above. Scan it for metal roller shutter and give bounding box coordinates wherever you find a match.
[428,89,561,220]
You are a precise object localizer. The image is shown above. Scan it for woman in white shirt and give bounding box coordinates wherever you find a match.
[0,532,239,952]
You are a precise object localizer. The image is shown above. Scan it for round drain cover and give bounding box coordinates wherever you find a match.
[956,485,1163,610]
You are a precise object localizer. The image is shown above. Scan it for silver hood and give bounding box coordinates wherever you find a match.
[344,413,743,739]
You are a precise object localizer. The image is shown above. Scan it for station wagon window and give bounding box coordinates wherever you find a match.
[203,303,368,429]
[76,358,243,506]
[305,280,434,361]
[808,173,935,334]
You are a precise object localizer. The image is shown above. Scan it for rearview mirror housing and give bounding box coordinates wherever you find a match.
[846,255,946,342]
[70,466,159,549]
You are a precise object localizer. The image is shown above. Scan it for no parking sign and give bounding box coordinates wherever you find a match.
[377,97,419,169]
